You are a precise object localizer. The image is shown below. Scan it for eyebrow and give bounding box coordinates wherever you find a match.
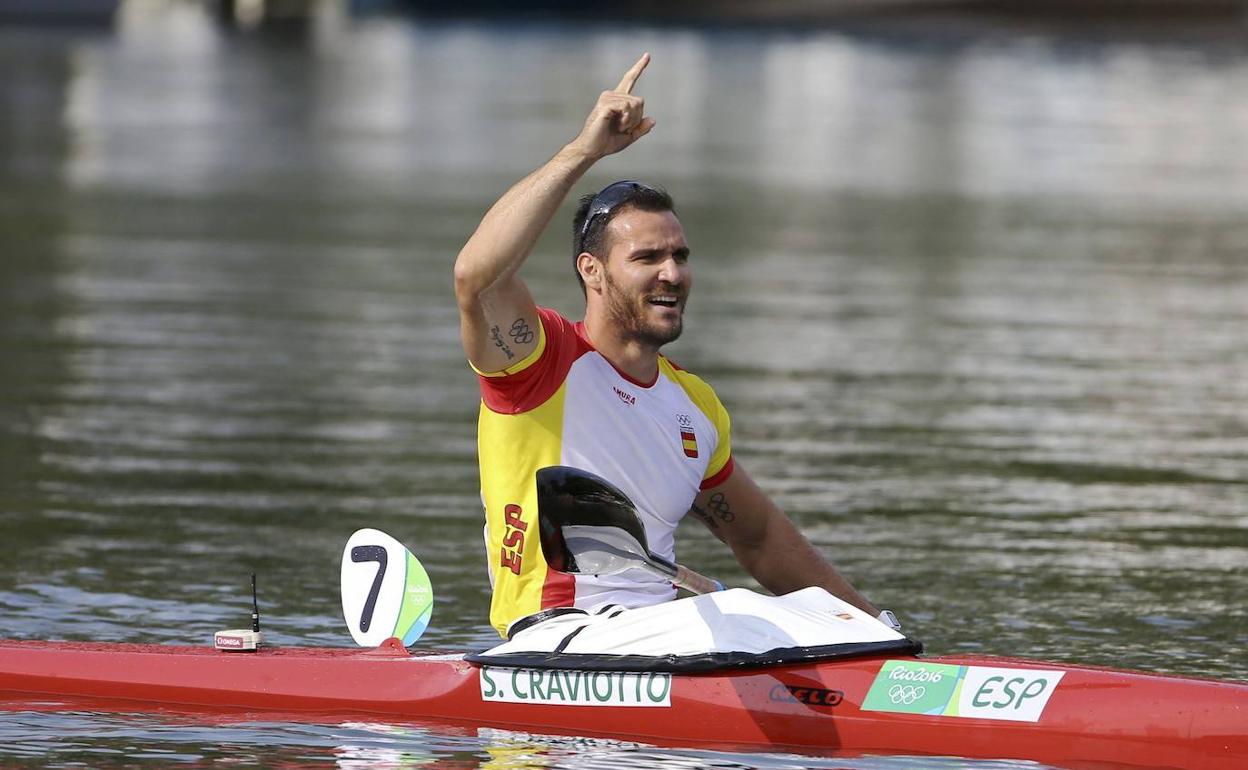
[630,246,691,260]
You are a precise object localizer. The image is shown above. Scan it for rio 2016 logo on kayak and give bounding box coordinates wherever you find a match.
[862,661,1065,723]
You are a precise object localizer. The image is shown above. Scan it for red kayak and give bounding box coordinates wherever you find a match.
[1,637,1243,769]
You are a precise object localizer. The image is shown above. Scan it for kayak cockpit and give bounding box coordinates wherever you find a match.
[467,587,921,673]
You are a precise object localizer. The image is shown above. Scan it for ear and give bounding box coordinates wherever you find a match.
[576,252,605,293]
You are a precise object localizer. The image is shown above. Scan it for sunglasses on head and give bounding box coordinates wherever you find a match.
[577,180,659,255]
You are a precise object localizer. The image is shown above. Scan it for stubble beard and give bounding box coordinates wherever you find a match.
[602,270,684,350]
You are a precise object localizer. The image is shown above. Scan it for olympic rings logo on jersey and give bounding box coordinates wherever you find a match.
[888,684,926,705]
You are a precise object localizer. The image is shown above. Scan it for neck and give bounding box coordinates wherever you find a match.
[583,313,660,384]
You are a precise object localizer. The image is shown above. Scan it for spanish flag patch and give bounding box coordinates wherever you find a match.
[680,428,698,458]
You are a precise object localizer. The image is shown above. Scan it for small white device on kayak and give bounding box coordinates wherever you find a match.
[214,573,263,652]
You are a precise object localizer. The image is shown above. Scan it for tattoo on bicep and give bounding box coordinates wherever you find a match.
[707,492,735,522]
[689,503,719,530]
[508,318,535,344]
[489,324,515,360]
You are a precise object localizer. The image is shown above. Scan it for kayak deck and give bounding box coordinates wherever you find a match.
[0,639,1244,769]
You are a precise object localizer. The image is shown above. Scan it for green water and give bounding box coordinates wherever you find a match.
[0,5,1244,768]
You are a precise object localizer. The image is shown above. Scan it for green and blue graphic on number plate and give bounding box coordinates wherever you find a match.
[862,660,1064,723]
[393,549,433,645]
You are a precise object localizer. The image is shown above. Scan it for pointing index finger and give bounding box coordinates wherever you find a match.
[615,52,650,95]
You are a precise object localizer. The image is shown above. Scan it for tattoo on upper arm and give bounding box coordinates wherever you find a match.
[689,503,719,530]
[707,492,735,522]
[690,493,735,531]
[489,324,515,360]
[508,318,535,344]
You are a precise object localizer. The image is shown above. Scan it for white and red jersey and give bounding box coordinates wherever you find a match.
[476,307,734,636]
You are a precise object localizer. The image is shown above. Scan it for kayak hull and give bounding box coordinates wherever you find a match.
[1,639,1244,769]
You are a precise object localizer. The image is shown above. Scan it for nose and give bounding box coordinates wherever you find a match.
[657,255,685,286]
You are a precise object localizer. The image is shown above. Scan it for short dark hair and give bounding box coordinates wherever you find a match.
[572,181,675,293]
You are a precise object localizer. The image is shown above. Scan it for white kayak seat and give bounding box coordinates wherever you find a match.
[467,587,921,673]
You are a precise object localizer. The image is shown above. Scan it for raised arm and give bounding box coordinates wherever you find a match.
[690,462,879,615]
[454,53,656,374]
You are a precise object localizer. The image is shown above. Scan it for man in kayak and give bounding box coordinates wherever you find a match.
[455,53,889,637]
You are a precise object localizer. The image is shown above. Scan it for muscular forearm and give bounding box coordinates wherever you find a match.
[454,54,653,306]
[453,143,596,302]
[694,465,879,616]
[730,516,878,615]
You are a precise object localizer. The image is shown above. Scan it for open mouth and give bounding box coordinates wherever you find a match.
[647,295,680,308]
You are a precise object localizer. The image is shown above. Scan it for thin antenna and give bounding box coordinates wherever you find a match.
[250,573,261,633]
[214,573,264,651]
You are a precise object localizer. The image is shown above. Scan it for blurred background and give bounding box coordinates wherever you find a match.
[1,1,1245,767]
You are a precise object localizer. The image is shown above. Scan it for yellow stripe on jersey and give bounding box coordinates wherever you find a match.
[478,382,567,636]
